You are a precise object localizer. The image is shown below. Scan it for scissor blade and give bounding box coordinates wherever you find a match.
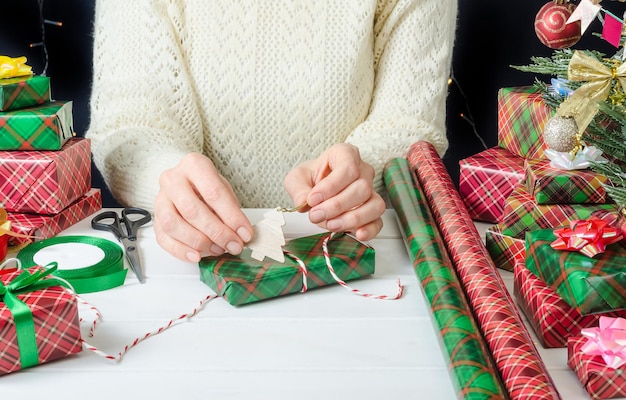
[121,237,145,283]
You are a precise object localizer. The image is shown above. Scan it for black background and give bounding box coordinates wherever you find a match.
[0,1,620,207]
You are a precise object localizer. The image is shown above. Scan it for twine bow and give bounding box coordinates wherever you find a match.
[550,217,622,258]
[581,316,626,369]
[0,56,33,79]
[556,50,626,135]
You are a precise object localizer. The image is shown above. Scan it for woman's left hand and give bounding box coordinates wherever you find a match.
[284,143,385,241]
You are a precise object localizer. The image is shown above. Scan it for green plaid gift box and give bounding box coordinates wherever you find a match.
[485,224,525,272]
[526,228,626,314]
[498,86,552,160]
[0,75,50,112]
[199,232,374,306]
[526,159,609,205]
[0,101,74,151]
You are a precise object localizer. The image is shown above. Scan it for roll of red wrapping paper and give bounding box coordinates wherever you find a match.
[408,141,561,400]
[383,157,507,399]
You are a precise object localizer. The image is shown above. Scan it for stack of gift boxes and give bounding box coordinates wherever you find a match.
[459,86,626,399]
[0,73,102,262]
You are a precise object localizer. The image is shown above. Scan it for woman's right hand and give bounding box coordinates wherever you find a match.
[153,152,253,263]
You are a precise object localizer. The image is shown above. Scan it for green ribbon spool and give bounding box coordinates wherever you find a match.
[17,235,127,294]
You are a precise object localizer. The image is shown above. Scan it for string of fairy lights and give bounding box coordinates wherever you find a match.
[29,0,62,76]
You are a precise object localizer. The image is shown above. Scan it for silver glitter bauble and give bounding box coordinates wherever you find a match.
[543,116,579,152]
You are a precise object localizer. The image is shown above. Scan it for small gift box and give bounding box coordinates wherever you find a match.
[199,232,375,306]
[484,224,525,272]
[497,86,553,160]
[514,260,626,348]
[525,224,626,314]
[568,319,626,399]
[525,158,609,205]
[500,185,617,238]
[0,265,82,375]
[0,137,91,214]
[8,188,102,246]
[459,146,525,223]
[0,75,51,112]
[0,100,74,151]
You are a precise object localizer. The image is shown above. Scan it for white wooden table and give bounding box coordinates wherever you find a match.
[2,209,457,400]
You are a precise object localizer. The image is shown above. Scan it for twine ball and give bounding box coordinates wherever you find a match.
[543,116,579,152]
[534,2,581,49]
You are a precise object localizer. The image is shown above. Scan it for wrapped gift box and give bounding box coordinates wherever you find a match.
[501,185,617,237]
[0,266,82,375]
[497,86,553,160]
[0,101,74,150]
[484,224,525,272]
[526,158,609,205]
[8,188,102,246]
[199,232,375,306]
[514,260,626,348]
[0,75,51,112]
[526,228,626,314]
[459,146,525,223]
[0,137,91,214]
[568,335,626,399]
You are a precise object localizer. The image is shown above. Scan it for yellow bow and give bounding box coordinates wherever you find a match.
[556,50,626,134]
[0,56,33,79]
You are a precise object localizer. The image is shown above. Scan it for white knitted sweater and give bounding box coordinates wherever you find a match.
[87,0,457,210]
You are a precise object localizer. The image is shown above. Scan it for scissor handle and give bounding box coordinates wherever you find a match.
[91,210,125,239]
[121,207,152,240]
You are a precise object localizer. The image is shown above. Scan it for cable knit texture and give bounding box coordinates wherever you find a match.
[87,0,458,210]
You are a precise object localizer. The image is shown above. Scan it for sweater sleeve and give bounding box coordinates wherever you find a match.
[86,0,202,210]
[344,0,458,194]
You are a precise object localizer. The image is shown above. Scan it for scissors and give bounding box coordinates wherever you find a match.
[91,207,152,283]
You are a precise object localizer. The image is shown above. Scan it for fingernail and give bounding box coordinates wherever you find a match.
[326,219,342,231]
[211,244,225,255]
[308,193,324,206]
[187,252,201,263]
[237,227,252,242]
[226,241,243,255]
[309,209,326,223]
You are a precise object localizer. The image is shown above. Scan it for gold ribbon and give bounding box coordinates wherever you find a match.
[556,50,626,134]
[0,56,33,80]
[0,208,37,241]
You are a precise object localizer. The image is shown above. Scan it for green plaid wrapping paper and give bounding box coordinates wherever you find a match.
[0,75,50,112]
[526,228,626,314]
[485,224,525,272]
[198,232,374,306]
[497,87,552,160]
[526,159,609,205]
[501,185,617,237]
[0,101,74,151]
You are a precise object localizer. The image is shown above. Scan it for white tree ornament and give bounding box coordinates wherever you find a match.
[246,209,287,263]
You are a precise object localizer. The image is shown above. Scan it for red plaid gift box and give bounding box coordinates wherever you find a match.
[0,266,82,375]
[459,146,525,223]
[8,188,102,246]
[0,137,91,214]
[568,335,626,399]
[514,260,626,348]
[525,158,609,205]
[500,185,617,237]
[484,224,525,272]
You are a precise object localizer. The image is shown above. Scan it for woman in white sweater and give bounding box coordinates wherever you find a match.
[87,0,458,262]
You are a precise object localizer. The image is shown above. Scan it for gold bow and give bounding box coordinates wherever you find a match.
[0,56,33,79]
[556,50,626,134]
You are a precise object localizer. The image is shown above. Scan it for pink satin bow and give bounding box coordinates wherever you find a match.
[581,316,626,369]
[550,217,622,258]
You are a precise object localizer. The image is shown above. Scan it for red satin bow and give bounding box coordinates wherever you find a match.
[550,217,622,258]
[581,316,626,369]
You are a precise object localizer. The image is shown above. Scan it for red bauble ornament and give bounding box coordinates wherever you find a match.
[534,2,581,49]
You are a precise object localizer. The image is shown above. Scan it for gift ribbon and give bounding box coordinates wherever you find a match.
[545,145,607,170]
[0,208,38,240]
[581,316,626,369]
[556,50,626,135]
[0,263,71,369]
[16,236,128,293]
[551,217,622,258]
[0,56,33,79]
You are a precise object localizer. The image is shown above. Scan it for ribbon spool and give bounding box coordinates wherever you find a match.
[16,236,127,293]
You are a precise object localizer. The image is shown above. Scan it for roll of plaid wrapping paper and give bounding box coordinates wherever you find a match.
[384,158,507,399]
[407,141,561,400]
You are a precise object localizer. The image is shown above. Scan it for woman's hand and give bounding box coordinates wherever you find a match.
[284,143,385,241]
[153,152,253,263]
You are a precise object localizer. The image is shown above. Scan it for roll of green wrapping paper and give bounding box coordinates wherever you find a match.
[383,158,507,400]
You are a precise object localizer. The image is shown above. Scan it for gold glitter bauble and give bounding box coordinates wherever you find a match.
[543,116,579,152]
